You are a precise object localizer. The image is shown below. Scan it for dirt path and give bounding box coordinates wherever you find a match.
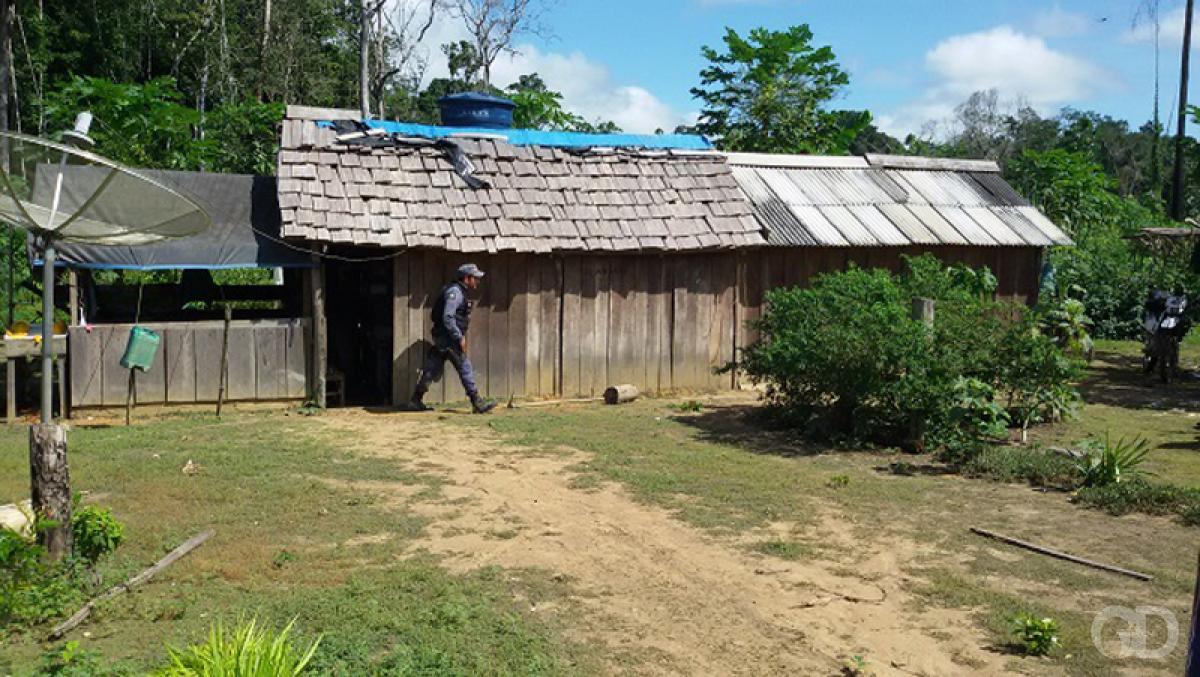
[318,409,1014,676]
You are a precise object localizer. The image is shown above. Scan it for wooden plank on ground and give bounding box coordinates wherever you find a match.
[69,327,102,407]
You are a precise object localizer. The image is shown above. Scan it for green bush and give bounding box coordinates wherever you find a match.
[962,447,1079,488]
[71,506,124,564]
[158,618,321,677]
[1073,477,1200,519]
[738,255,1080,450]
[1011,613,1060,656]
[0,527,84,629]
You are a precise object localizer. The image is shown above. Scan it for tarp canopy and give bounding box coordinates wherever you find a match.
[29,169,315,269]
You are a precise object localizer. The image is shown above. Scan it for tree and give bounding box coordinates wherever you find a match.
[690,25,863,154]
[449,0,545,86]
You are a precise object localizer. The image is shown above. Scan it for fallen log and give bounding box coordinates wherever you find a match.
[49,529,215,640]
[970,527,1153,581]
[603,384,639,405]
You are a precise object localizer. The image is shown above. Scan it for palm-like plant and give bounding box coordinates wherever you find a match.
[1075,432,1152,488]
[158,618,321,677]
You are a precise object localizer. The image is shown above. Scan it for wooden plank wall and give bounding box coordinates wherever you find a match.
[69,319,309,407]
[392,246,1042,405]
[393,251,739,404]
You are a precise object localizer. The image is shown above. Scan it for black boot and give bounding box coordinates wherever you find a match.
[402,388,432,412]
[471,394,496,414]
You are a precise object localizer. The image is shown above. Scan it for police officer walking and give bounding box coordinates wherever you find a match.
[407,263,497,414]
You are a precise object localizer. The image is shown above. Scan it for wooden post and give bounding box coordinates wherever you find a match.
[66,270,78,326]
[4,349,11,425]
[311,259,327,408]
[124,369,135,426]
[29,423,70,560]
[56,355,65,420]
[912,297,935,327]
[216,305,231,417]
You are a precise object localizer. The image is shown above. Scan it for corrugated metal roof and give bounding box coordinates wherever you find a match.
[726,155,1071,248]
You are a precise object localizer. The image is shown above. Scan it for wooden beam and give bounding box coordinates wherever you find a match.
[310,257,327,407]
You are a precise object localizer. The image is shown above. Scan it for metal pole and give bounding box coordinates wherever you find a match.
[40,242,52,423]
[1173,0,1195,221]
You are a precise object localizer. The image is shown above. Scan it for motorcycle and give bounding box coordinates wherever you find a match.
[1142,290,1191,384]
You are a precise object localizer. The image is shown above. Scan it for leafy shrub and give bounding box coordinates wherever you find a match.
[1074,433,1151,488]
[1073,477,1200,518]
[158,618,321,676]
[995,320,1083,441]
[36,640,114,676]
[938,378,1010,462]
[962,447,1079,489]
[71,506,124,564]
[738,255,1080,450]
[1037,294,1094,360]
[0,527,83,628]
[1010,613,1059,656]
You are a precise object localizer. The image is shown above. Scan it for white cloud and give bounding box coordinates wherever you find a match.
[388,1,691,133]
[1032,6,1092,38]
[877,26,1109,139]
[1124,2,1194,46]
[488,44,693,133]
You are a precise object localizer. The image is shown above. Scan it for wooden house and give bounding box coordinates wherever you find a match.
[275,106,1070,407]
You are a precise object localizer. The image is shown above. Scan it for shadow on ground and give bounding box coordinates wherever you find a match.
[669,403,833,459]
[1077,350,1200,411]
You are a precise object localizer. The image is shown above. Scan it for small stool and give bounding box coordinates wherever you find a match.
[326,369,346,407]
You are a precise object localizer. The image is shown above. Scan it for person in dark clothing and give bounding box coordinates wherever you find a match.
[407,263,496,413]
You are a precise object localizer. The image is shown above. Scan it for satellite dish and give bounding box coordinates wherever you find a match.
[5,113,213,561]
[0,132,211,246]
[0,114,211,425]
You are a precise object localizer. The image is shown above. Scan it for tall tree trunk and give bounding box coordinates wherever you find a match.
[1172,0,1195,221]
[257,0,272,100]
[359,0,370,118]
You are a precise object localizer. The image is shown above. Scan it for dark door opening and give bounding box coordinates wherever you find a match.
[325,256,392,406]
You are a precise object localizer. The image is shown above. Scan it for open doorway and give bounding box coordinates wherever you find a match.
[325,256,393,406]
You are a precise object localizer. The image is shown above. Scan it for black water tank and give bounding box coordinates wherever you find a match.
[437,92,516,129]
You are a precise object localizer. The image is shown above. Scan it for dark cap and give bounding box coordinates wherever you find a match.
[457,263,485,279]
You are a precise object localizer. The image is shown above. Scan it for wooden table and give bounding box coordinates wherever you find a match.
[2,336,67,424]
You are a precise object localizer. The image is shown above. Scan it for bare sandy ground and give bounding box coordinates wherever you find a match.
[317,409,1016,676]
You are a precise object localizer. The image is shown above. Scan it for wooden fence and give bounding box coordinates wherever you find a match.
[70,319,309,407]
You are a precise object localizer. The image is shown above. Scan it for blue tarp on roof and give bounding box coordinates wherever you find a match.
[316,119,714,151]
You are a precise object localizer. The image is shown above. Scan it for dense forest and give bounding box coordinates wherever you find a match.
[0,0,1196,338]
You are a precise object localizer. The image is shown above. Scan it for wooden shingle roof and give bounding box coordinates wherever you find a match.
[276,112,764,252]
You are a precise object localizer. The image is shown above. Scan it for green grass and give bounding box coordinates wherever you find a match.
[455,346,1200,675]
[0,410,590,675]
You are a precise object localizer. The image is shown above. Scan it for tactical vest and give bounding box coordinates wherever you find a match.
[431,282,471,338]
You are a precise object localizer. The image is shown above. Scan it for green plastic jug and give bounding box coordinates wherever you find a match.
[120,326,160,371]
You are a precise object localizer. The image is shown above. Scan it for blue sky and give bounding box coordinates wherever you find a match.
[415,0,1197,138]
